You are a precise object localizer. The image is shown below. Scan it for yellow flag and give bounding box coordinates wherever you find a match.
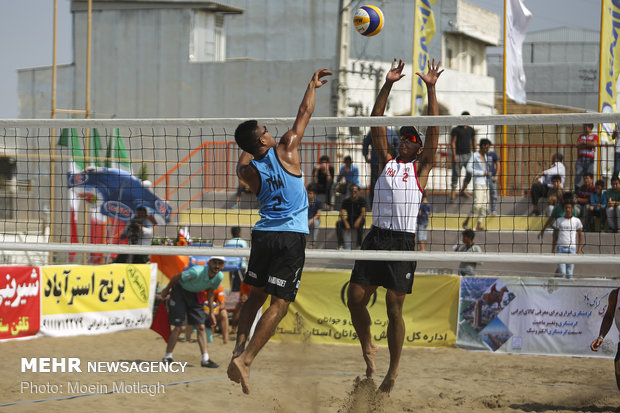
[411,0,437,116]
[599,0,620,142]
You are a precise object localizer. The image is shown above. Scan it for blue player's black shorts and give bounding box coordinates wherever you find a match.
[245,230,306,302]
[350,226,417,294]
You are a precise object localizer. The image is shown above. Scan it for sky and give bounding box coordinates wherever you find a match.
[0,0,603,118]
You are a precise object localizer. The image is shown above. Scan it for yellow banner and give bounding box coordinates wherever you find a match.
[273,271,459,347]
[41,264,153,315]
[599,0,620,141]
[411,0,437,116]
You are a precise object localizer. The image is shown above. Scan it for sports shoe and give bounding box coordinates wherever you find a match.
[162,357,173,363]
[201,359,219,368]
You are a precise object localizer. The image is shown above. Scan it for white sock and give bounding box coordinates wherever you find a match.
[202,353,210,362]
[165,353,173,359]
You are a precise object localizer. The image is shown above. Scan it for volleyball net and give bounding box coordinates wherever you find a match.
[0,113,618,275]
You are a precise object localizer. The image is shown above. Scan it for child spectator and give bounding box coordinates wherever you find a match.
[454,229,483,276]
[575,172,595,217]
[606,176,620,232]
[584,180,607,232]
[545,175,564,217]
[417,194,432,251]
[551,200,583,279]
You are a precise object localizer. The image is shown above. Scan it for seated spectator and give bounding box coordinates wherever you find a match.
[454,229,483,276]
[312,155,334,209]
[575,172,595,217]
[417,193,432,251]
[307,184,323,248]
[584,180,607,232]
[606,176,620,232]
[202,285,229,344]
[545,175,564,217]
[336,185,367,249]
[334,155,360,207]
[530,153,566,216]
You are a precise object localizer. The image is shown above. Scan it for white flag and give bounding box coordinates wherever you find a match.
[506,0,532,104]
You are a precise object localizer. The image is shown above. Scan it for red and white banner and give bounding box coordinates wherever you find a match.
[0,266,40,339]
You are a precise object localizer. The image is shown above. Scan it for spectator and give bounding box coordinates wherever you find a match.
[545,175,564,217]
[575,172,595,217]
[486,143,500,215]
[462,139,491,231]
[530,153,566,216]
[335,155,360,199]
[159,256,225,368]
[584,179,607,232]
[307,184,323,248]
[362,128,399,207]
[223,226,249,292]
[336,184,367,249]
[233,180,252,209]
[312,155,334,209]
[450,111,476,202]
[575,123,598,191]
[551,200,583,279]
[606,176,620,232]
[417,193,432,251]
[454,229,482,276]
[613,126,620,179]
[114,206,155,264]
[203,285,229,344]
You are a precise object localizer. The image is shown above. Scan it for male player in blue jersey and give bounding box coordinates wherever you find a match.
[227,68,332,394]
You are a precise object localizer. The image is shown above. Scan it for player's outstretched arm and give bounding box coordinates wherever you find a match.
[417,59,444,189]
[371,59,405,171]
[591,289,618,351]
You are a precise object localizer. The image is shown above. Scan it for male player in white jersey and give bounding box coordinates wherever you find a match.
[227,67,332,394]
[590,287,620,390]
[347,58,443,395]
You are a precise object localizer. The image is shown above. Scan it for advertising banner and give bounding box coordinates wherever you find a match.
[40,264,157,337]
[0,266,40,339]
[272,271,459,347]
[458,277,619,357]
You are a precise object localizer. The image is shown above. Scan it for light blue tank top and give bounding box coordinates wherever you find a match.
[251,147,309,233]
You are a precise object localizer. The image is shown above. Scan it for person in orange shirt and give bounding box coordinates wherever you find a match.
[203,285,230,344]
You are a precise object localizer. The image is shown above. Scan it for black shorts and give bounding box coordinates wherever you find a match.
[167,285,206,326]
[245,230,306,302]
[350,226,417,294]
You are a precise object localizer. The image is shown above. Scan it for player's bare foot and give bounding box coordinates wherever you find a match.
[378,372,397,395]
[363,343,379,377]
[227,357,250,394]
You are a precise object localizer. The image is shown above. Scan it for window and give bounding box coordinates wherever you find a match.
[190,10,226,62]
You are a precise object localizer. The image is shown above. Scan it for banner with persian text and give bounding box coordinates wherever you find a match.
[40,264,157,337]
[272,271,459,347]
[457,277,619,357]
[0,266,40,339]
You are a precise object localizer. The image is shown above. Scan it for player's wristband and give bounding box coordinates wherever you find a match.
[598,335,604,341]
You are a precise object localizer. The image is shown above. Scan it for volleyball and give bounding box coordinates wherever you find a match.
[353,5,384,37]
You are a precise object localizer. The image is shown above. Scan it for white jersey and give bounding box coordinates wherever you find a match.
[372,157,423,234]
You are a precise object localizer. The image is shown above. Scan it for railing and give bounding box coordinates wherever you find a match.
[153,141,617,215]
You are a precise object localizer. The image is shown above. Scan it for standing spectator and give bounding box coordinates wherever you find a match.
[335,155,360,200]
[450,111,476,202]
[336,185,367,249]
[417,194,432,251]
[312,155,334,209]
[307,184,323,248]
[114,206,155,264]
[537,192,578,239]
[613,126,620,179]
[454,229,483,276]
[462,139,491,231]
[159,256,225,368]
[551,200,583,279]
[224,226,249,292]
[486,143,500,215]
[362,129,399,207]
[529,153,566,216]
[584,179,607,232]
[575,172,595,217]
[606,176,620,232]
[575,123,598,191]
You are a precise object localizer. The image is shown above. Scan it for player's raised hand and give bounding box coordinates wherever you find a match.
[386,58,406,83]
[416,58,443,87]
[312,68,332,88]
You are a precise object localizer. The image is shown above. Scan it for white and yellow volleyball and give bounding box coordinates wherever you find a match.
[353,5,384,37]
